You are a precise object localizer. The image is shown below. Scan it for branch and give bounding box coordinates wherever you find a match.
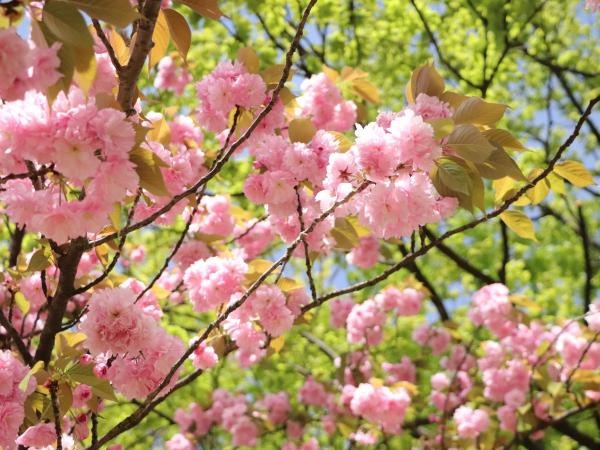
[306,94,600,311]
[422,228,498,285]
[116,0,163,113]
[295,186,317,302]
[0,308,33,365]
[577,205,593,313]
[499,221,509,284]
[92,20,122,73]
[398,243,450,321]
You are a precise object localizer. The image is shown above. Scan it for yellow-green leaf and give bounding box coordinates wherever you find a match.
[500,210,537,241]
[331,218,360,250]
[129,147,171,197]
[270,335,285,353]
[453,97,507,126]
[352,78,380,104]
[177,0,223,20]
[475,145,526,181]
[59,0,138,28]
[277,277,304,293]
[73,44,97,94]
[163,8,191,62]
[436,157,471,195]
[26,248,53,273]
[19,361,45,392]
[14,291,30,315]
[525,169,550,205]
[149,10,170,68]
[446,124,494,163]
[43,0,93,48]
[482,128,526,151]
[428,117,454,139]
[288,118,317,143]
[237,46,259,74]
[553,160,595,187]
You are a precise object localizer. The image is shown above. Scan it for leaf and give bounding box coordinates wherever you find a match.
[26,248,53,273]
[176,0,223,20]
[329,131,353,152]
[277,278,304,293]
[149,10,170,68]
[500,210,537,241]
[436,157,471,195]
[68,364,118,401]
[428,117,454,139]
[269,335,285,353]
[58,381,73,416]
[59,0,138,28]
[446,124,494,163]
[237,46,259,74]
[482,128,526,151]
[553,160,595,187]
[475,144,526,181]
[43,0,93,48]
[72,44,97,94]
[439,91,470,109]
[129,147,171,197]
[288,118,317,143]
[55,331,87,356]
[322,65,339,82]
[509,294,541,313]
[453,97,508,126]
[14,291,30,315]
[19,361,45,392]
[109,30,129,65]
[261,64,294,88]
[331,218,360,250]
[406,64,445,103]
[525,169,550,205]
[352,78,380,104]
[147,117,171,144]
[547,172,566,194]
[163,8,191,62]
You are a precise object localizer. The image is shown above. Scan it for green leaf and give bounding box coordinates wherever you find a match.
[331,217,361,250]
[176,0,223,20]
[446,124,494,163]
[475,144,526,181]
[525,169,550,205]
[500,210,537,241]
[43,0,93,48]
[288,118,317,143]
[427,117,454,140]
[553,160,595,187]
[453,97,507,126]
[19,361,45,392]
[67,363,117,401]
[129,147,171,197]
[58,0,138,28]
[482,128,526,151]
[436,157,471,195]
[14,291,30,315]
[26,248,53,273]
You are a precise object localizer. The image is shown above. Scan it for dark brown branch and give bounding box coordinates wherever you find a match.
[8,225,25,267]
[33,237,86,366]
[296,186,317,302]
[49,381,63,450]
[499,221,509,284]
[0,308,33,365]
[577,205,593,312]
[398,244,449,321]
[423,228,498,285]
[92,20,122,73]
[116,0,163,113]
[300,330,340,364]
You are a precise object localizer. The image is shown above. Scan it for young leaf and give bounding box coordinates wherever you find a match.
[446,124,494,163]
[436,158,471,195]
[475,145,526,181]
[129,148,171,197]
[500,210,537,241]
[553,160,595,187]
[352,78,380,104]
[149,10,170,68]
[406,64,445,103]
[288,118,317,143]
[43,0,93,48]
[482,128,526,151]
[453,97,507,126]
[163,8,191,62]
[237,46,260,74]
[14,292,30,315]
[176,0,223,20]
[59,0,138,28]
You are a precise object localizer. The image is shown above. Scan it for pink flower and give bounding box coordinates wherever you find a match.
[79,288,157,356]
[383,357,417,384]
[586,299,600,331]
[330,298,355,328]
[183,256,247,312]
[409,93,452,120]
[248,285,294,336]
[298,377,328,407]
[191,342,219,370]
[389,109,440,171]
[347,236,379,269]
[258,392,290,425]
[469,283,515,338]
[231,416,259,447]
[73,384,93,408]
[352,122,399,181]
[453,406,489,438]
[155,56,192,95]
[166,433,195,450]
[346,299,386,346]
[586,0,600,12]
[350,383,411,434]
[16,423,56,447]
[0,401,25,450]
